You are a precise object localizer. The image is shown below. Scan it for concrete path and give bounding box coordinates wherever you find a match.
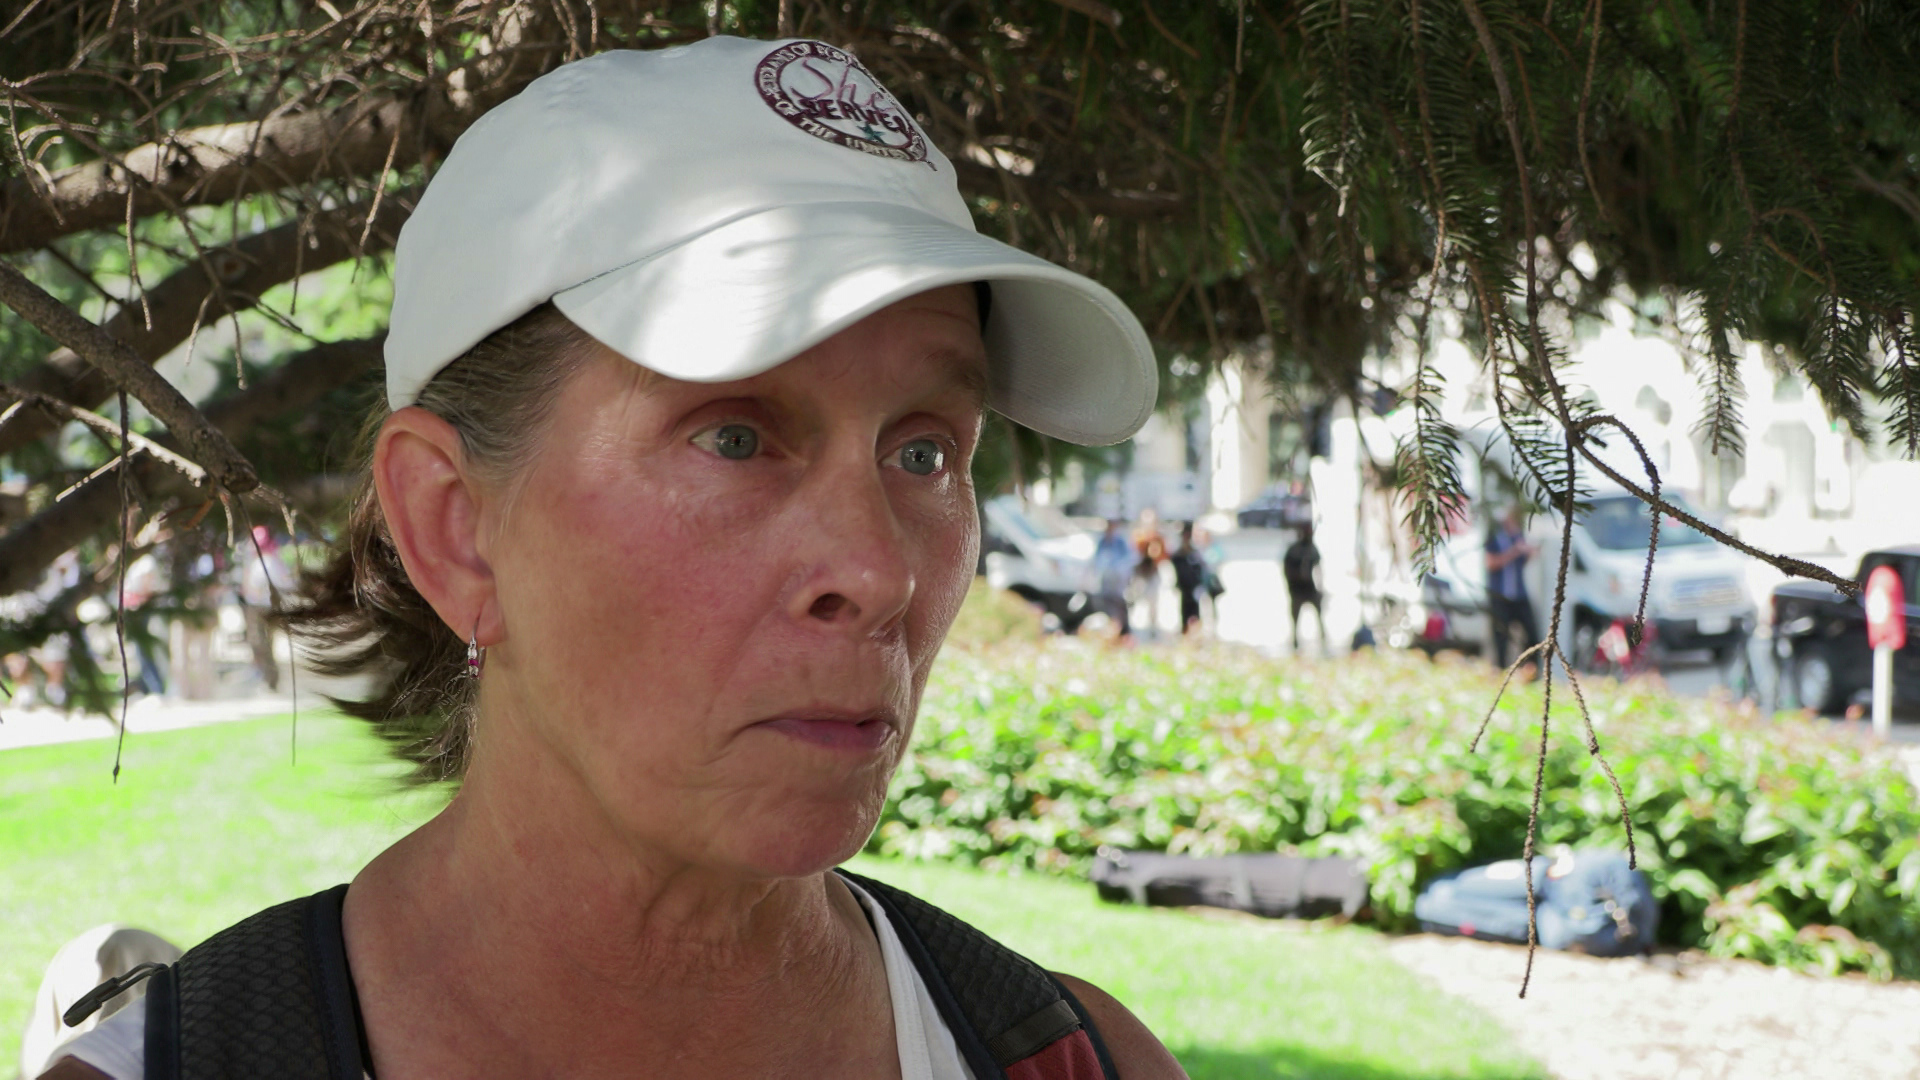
[0,687,335,753]
[1388,933,1920,1080]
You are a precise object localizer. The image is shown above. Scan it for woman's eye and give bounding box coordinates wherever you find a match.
[705,423,760,460]
[897,438,946,476]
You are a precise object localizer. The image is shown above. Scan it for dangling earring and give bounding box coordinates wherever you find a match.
[466,620,485,679]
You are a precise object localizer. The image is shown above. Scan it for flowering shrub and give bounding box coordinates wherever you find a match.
[877,640,1920,979]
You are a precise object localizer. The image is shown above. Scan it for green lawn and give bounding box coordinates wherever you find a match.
[0,714,1543,1080]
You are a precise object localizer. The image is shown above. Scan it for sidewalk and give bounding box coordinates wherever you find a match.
[1389,933,1920,1080]
[0,684,338,753]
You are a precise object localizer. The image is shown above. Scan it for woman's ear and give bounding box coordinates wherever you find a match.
[373,407,499,645]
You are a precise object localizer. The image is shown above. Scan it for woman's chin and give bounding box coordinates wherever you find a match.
[725,800,882,880]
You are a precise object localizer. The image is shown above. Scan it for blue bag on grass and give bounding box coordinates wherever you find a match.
[1414,849,1658,956]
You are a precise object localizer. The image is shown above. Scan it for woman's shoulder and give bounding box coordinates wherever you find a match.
[1053,973,1189,1080]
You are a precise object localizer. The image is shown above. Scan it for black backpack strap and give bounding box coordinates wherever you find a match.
[305,884,374,1076]
[144,885,365,1080]
[1051,976,1120,1080]
[142,962,180,1080]
[837,869,1117,1080]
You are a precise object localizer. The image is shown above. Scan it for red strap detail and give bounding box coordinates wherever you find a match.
[1005,1030,1106,1080]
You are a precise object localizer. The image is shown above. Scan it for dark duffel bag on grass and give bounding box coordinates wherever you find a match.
[1090,846,1369,919]
[1413,848,1658,956]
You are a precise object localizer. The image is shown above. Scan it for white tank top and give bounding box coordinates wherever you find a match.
[49,879,975,1080]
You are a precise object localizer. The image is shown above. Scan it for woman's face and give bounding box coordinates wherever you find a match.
[474,286,985,879]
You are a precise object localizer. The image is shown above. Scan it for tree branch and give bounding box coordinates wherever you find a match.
[0,335,382,597]
[1849,166,1920,227]
[1040,0,1121,28]
[1140,0,1201,59]
[0,382,208,488]
[0,261,258,493]
[0,97,412,255]
[0,191,412,458]
[0,18,557,254]
[951,159,1185,219]
[1570,433,1860,596]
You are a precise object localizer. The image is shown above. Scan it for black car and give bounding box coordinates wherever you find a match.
[1771,546,1920,713]
[1236,488,1312,530]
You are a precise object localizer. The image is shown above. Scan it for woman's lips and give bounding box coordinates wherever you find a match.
[757,711,896,752]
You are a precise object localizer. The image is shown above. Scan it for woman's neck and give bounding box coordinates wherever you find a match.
[340,720,898,1078]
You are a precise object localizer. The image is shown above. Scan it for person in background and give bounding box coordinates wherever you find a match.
[168,551,221,701]
[238,526,293,691]
[21,551,82,707]
[1279,478,1312,532]
[120,550,168,697]
[1132,507,1169,640]
[2,651,27,704]
[1484,505,1542,670]
[1197,525,1227,629]
[1281,523,1325,655]
[1169,522,1208,637]
[1094,518,1137,643]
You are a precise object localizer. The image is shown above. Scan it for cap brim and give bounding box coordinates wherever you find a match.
[550,201,1157,445]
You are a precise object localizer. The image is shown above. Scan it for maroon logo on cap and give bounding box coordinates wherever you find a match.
[756,41,932,168]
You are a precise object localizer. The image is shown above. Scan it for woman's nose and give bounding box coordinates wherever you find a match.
[785,466,914,636]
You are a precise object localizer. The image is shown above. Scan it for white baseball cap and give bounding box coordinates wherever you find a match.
[385,36,1158,446]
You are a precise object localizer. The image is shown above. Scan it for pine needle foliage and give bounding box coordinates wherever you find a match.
[0,0,1916,671]
[1289,0,1919,569]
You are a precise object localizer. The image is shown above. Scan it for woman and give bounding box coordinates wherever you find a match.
[44,36,1181,1080]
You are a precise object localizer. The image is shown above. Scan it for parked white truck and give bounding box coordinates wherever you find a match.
[1549,490,1758,667]
[978,495,1099,633]
[1394,426,1756,666]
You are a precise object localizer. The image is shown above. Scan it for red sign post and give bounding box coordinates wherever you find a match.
[1866,566,1907,650]
[1865,566,1905,737]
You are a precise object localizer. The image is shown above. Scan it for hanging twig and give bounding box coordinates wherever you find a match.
[1552,641,1636,866]
[1461,0,1606,997]
[1469,639,1549,753]
[112,389,133,782]
[356,125,403,253]
[124,182,153,333]
[240,503,300,766]
[1575,0,1618,229]
[1575,414,1662,645]
[1517,431,1581,999]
